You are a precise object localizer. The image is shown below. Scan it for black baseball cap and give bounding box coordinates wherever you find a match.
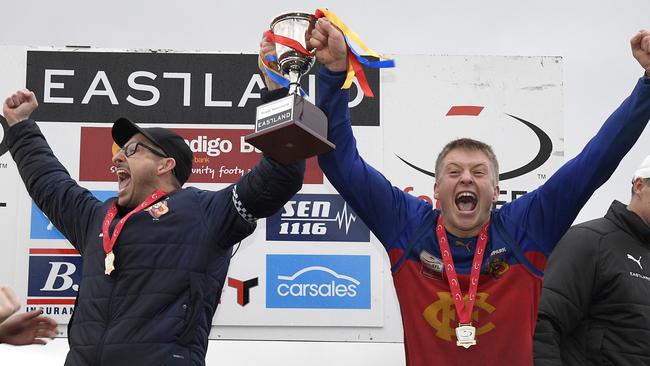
[112,117,193,186]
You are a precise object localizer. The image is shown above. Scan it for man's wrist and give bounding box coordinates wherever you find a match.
[324,60,348,73]
[6,117,31,127]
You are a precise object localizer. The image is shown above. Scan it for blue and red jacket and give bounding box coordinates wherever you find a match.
[316,68,650,366]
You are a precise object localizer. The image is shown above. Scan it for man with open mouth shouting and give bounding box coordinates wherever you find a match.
[2,89,304,365]
[258,20,650,366]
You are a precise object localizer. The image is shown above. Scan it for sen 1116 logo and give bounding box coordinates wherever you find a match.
[267,194,370,243]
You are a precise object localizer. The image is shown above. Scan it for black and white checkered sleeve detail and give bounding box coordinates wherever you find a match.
[231,185,257,223]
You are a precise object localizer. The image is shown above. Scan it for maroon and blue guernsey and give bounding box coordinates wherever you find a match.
[316,68,650,366]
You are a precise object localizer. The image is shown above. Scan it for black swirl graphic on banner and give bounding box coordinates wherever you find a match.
[395,114,553,181]
[0,115,8,157]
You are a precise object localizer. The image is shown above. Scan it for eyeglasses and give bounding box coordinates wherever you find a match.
[120,141,168,158]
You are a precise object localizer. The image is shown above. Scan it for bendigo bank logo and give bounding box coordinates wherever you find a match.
[79,127,323,184]
[266,194,370,242]
[423,292,496,341]
[396,106,553,182]
[27,248,82,311]
[266,255,371,309]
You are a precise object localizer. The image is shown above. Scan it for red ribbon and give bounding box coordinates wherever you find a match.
[102,189,167,255]
[264,10,383,98]
[347,51,373,97]
[264,29,314,57]
[435,215,490,325]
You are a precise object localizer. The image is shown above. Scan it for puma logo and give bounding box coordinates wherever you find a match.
[455,240,471,253]
[627,254,643,270]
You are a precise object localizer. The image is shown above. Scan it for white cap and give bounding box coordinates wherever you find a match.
[634,155,650,179]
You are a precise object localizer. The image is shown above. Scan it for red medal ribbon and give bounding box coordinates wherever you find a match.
[347,51,373,97]
[102,189,167,255]
[263,29,314,57]
[435,215,490,325]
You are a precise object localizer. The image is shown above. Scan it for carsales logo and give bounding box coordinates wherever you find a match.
[266,254,370,309]
[79,127,323,184]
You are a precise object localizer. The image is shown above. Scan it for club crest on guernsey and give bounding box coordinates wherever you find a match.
[487,255,510,278]
[146,200,169,219]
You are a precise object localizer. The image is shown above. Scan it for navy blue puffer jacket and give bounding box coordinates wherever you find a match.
[8,120,304,365]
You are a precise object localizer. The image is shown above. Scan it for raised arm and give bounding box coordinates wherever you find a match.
[500,30,650,256]
[4,89,101,253]
[198,155,305,249]
[235,155,305,220]
[307,19,429,249]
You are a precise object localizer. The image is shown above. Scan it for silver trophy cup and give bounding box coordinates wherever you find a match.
[244,12,335,165]
[270,12,316,94]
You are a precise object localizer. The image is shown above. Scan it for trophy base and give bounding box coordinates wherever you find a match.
[245,94,335,165]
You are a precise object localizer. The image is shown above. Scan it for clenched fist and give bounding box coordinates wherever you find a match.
[631,29,650,76]
[3,89,38,126]
[308,18,348,73]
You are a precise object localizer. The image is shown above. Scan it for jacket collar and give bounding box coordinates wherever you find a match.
[606,200,650,246]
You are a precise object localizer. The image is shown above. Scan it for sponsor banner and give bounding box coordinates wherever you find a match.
[266,254,371,309]
[30,190,115,239]
[26,248,81,322]
[381,55,564,205]
[2,48,562,340]
[266,194,370,242]
[79,126,323,184]
[25,51,379,126]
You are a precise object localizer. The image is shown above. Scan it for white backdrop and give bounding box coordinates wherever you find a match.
[1,1,650,365]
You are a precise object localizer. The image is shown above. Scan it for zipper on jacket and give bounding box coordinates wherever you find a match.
[95,273,117,366]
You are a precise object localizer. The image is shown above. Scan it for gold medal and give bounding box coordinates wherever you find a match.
[105,251,116,275]
[455,323,477,348]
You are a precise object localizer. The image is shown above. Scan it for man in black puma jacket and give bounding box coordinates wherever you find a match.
[534,155,650,365]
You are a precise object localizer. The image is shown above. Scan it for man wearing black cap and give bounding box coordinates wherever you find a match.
[2,88,305,365]
[111,117,196,210]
